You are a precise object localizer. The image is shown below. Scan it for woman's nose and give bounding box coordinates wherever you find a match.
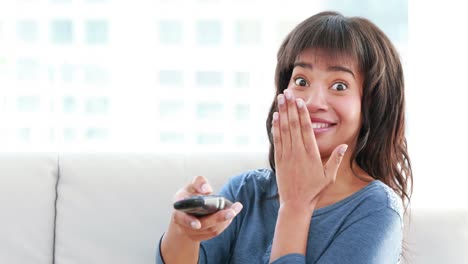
[302,87,328,112]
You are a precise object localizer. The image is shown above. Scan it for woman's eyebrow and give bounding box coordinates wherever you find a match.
[327,65,356,79]
[293,62,356,80]
[293,62,313,70]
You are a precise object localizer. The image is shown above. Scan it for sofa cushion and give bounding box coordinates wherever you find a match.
[0,153,58,264]
[403,209,468,263]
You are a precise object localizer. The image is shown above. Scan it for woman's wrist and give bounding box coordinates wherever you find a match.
[278,201,316,221]
[279,197,318,214]
[161,221,200,264]
[270,201,315,262]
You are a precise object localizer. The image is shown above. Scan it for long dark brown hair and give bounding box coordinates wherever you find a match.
[265,11,413,209]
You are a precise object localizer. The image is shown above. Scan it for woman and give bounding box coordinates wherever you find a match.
[158,11,412,264]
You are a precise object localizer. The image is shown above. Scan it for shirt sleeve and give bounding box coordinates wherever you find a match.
[316,207,403,264]
[155,234,166,264]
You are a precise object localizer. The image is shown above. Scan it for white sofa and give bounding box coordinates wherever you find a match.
[0,153,467,264]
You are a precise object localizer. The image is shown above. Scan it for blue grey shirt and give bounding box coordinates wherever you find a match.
[157,169,403,264]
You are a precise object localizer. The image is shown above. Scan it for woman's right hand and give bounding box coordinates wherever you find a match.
[169,175,243,242]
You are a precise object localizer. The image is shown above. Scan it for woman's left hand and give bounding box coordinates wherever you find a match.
[271,89,348,210]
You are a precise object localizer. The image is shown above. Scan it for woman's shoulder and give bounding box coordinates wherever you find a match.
[354,180,404,220]
[219,168,276,200]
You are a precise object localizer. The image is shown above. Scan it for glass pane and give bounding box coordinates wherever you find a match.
[17,58,39,80]
[196,71,222,87]
[63,97,76,113]
[51,20,73,44]
[159,20,182,44]
[86,20,108,44]
[159,101,184,118]
[63,127,76,141]
[197,133,223,145]
[17,96,40,112]
[196,103,223,119]
[160,132,184,144]
[84,65,109,84]
[235,20,261,45]
[235,104,249,120]
[18,128,31,142]
[85,97,109,114]
[159,70,183,87]
[17,20,38,43]
[85,127,108,140]
[234,72,250,88]
[196,20,221,45]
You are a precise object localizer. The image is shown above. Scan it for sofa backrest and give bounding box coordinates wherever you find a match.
[53,152,268,264]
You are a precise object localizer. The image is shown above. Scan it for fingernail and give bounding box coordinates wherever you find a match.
[201,183,211,193]
[272,112,279,121]
[231,203,243,214]
[190,221,201,229]
[339,145,348,156]
[296,99,303,108]
[225,211,235,220]
[284,90,292,100]
[278,95,285,105]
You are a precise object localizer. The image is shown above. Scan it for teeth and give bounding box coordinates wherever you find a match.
[312,122,331,129]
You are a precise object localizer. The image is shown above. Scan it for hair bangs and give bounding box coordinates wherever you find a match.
[278,13,366,79]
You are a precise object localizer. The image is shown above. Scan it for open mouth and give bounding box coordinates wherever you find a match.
[311,122,337,135]
[312,122,335,129]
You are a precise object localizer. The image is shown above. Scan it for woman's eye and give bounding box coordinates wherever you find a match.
[294,77,308,86]
[331,82,348,91]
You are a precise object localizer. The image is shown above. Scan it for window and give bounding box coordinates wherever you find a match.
[51,20,73,44]
[196,103,223,119]
[196,71,222,87]
[1,0,408,154]
[17,20,38,43]
[197,133,223,145]
[61,64,76,83]
[86,20,108,45]
[159,70,183,87]
[235,104,249,120]
[84,65,109,84]
[234,72,250,88]
[17,58,40,80]
[159,20,182,45]
[235,20,261,45]
[196,20,221,45]
[85,127,108,140]
[63,97,77,113]
[159,101,185,118]
[160,132,185,144]
[18,128,31,143]
[63,127,76,141]
[17,96,40,112]
[85,97,109,114]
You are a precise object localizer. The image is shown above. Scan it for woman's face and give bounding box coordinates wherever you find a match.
[286,48,363,158]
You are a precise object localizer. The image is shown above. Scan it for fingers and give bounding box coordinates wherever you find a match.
[190,175,213,195]
[272,112,281,161]
[277,93,291,153]
[284,90,303,150]
[175,176,213,201]
[323,144,348,183]
[199,202,243,228]
[295,98,319,156]
[172,202,243,239]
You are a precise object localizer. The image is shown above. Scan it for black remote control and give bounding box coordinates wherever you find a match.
[173,195,233,217]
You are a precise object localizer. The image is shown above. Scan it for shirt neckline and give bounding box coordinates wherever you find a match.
[268,172,381,216]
